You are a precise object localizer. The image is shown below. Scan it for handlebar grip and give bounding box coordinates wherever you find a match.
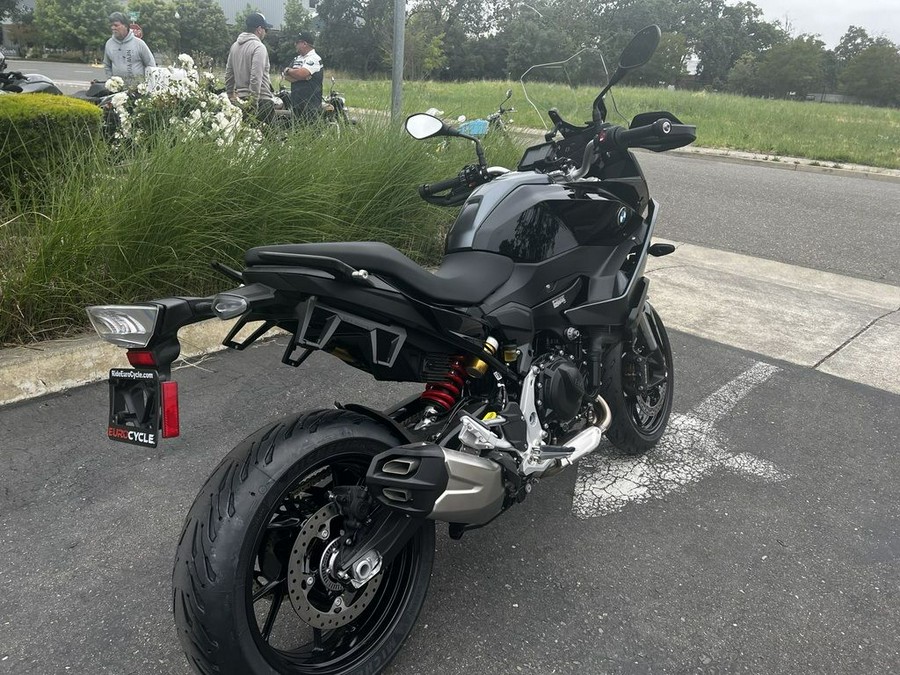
[419,174,466,198]
[608,119,673,150]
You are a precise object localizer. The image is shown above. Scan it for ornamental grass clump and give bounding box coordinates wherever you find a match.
[0,114,523,346]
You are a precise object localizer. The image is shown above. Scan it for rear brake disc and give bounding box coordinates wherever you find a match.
[286,503,383,629]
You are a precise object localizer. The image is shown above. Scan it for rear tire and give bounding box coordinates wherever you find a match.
[599,303,674,455]
[173,409,435,674]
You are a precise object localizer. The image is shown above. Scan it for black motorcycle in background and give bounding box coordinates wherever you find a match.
[275,75,354,130]
[0,53,63,95]
[86,25,695,675]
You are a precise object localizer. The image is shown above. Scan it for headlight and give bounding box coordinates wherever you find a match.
[86,305,160,348]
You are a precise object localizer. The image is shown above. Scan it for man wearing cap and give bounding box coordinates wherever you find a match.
[282,32,323,123]
[104,11,156,83]
[225,12,277,122]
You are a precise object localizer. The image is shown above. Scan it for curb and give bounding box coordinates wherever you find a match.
[665,146,900,184]
[0,320,238,408]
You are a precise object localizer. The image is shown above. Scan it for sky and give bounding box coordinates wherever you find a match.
[745,0,900,48]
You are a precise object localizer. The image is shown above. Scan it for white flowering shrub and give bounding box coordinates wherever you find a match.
[107,54,262,150]
[104,76,125,93]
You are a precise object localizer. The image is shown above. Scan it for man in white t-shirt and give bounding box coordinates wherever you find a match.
[282,32,323,123]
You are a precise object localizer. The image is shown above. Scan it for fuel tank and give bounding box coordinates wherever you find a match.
[445,171,645,263]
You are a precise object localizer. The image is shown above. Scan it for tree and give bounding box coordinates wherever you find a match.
[402,11,446,80]
[839,42,900,107]
[1,0,18,21]
[755,35,827,99]
[34,0,124,54]
[128,0,181,57]
[726,52,760,95]
[632,31,689,87]
[269,0,313,68]
[504,11,577,85]
[172,0,230,63]
[834,25,874,66]
[693,0,786,88]
[317,0,386,75]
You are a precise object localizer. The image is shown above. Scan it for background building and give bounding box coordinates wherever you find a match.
[216,0,318,28]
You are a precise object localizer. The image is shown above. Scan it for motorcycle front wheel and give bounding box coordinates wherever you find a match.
[173,409,435,674]
[599,303,674,454]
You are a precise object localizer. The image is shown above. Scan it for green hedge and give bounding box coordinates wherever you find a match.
[0,93,102,200]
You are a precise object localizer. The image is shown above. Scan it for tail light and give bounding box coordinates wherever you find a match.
[126,349,157,367]
[86,305,159,348]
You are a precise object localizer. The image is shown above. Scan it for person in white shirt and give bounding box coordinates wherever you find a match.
[282,32,323,123]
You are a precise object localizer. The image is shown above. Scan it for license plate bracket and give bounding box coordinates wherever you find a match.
[107,368,161,447]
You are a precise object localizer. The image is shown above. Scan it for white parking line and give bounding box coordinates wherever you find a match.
[573,362,786,519]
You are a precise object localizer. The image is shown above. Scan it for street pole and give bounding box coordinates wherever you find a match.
[390,0,405,122]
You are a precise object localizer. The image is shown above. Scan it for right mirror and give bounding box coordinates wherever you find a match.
[618,24,661,70]
[405,113,446,140]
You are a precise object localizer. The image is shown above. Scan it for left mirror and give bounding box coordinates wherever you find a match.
[405,113,445,140]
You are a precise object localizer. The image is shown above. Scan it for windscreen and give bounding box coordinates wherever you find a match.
[518,44,610,132]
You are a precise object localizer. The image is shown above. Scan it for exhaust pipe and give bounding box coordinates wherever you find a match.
[536,395,613,477]
[367,442,505,525]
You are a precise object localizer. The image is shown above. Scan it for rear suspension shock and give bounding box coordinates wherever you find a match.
[420,338,499,411]
[420,357,466,411]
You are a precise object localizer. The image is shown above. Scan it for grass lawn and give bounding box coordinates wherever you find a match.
[339,77,900,170]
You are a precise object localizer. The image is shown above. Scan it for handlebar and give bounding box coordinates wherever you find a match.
[419,164,507,207]
[598,118,691,151]
[601,119,670,150]
[563,118,695,180]
[419,173,467,198]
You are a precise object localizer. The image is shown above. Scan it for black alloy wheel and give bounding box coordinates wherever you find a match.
[173,410,435,675]
[599,303,674,454]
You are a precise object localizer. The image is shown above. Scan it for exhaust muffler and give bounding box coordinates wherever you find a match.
[367,442,505,525]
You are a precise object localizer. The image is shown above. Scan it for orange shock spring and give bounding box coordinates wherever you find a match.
[420,357,467,411]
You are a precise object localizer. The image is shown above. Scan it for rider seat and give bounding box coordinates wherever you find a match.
[245,242,514,306]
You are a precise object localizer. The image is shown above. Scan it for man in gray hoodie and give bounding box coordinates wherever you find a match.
[225,12,277,122]
[103,12,156,83]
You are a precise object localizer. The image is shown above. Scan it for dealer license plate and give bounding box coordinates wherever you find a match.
[107,368,160,448]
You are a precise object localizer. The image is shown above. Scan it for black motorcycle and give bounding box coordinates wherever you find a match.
[0,53,62,95]
[86,25,695,674]
[275,76,353,130]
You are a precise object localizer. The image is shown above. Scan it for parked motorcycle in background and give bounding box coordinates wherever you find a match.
[0,53,63,95]
[86,25,695,675]
[70,80,121,136]
[457,88,515,137]
[275,75,354,131]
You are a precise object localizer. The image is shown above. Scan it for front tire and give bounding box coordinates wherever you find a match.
[599,303,674,454]
[173,409,435,674]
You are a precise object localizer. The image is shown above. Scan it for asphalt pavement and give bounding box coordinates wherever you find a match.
[1,334,898,674]
[1,67,899,673]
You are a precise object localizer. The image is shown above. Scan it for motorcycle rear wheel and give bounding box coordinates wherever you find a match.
[599,303,674,454]
[173,409,435,674]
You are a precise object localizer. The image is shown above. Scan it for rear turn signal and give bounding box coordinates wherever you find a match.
[161,380,180,438]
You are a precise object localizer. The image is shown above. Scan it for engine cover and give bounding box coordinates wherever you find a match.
[536,355,586,425]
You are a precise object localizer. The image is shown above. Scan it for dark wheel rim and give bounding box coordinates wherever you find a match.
[245,445,424,674]
[623,310,671,436]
